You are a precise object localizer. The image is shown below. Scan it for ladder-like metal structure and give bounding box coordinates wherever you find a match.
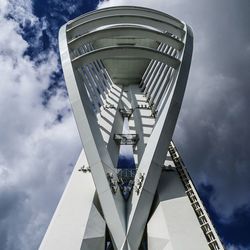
[169,141,224,250]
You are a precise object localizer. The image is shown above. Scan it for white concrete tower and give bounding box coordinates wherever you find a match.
[39,6,224,250]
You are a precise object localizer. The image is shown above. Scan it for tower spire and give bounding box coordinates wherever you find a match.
[40,6,224,250]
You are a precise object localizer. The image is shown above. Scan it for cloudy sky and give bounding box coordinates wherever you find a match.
[0,0,250,249]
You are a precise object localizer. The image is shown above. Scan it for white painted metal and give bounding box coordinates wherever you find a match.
[67,6,184,30]
[72,46,180,70]
[59,23,127,250]
[69,26,183,51]
[143,45,170,96]
[81,204,106,250]
[147,154,209,250]
[67,15,184,41]
[39,150,104,250]
[40,6,225,250]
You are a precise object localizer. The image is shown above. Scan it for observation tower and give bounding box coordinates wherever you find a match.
[39,6,224,250]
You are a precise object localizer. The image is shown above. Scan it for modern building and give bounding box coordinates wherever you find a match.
[39,6,224,250]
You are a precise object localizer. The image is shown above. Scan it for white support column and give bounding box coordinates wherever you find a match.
[39,150,100,250]
[77,68,100,112]
[60,25,127,249]
[87,64,106,104]
[143,44,167,93]
[81,204,106,250]
[91,62,108,94]
[146,46,172,100]
[149,48,175,105]
[151,64,174,111]
[140,43,164,90]
[147,168,209,250]
[84,66,103,107]
[125,26,193,249]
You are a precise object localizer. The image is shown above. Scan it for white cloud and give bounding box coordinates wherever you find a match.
[226,243,250,250]
[0,1,81,249]
[98,0,165,10]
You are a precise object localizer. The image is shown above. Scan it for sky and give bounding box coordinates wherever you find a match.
[0,0,250,249]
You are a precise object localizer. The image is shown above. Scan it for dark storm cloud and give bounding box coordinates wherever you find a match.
[171,0,250,221]
[200,184,250,248]
[0,187,29,249]
[0,186,28,221]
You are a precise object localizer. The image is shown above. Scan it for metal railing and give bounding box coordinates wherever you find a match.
[113,134,139,145]
[168,141,224,250]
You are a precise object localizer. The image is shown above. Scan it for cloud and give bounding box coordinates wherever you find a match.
[226,244,250,250]
[168,0,250,221]
[0,1,81,249]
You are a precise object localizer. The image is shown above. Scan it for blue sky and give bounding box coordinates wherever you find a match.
[0,0,250,249]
